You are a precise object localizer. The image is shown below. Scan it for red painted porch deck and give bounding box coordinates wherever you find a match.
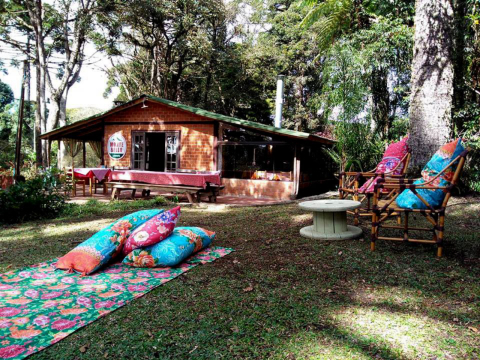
[67,184,286,206]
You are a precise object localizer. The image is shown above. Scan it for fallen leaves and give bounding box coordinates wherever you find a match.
[468,326,479,333]
[243,284,254,293]
[79,343,89,353]
[231,326,239,333]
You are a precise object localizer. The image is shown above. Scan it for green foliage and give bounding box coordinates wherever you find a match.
[330,122,385,172]
[317,18,411,173]
[0,168,66,224]
[0,97,36,169]
[300,0,355,51]
[101,0,272,123]
[320,19,413,136]
[453,102,480,193]
[0,78,13,109]
[449,2,480,193]
[244,0,331,131]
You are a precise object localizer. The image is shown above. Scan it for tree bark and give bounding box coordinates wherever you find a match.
[56,89,69,168]
[34,58,43,166]
[408,0,454,172]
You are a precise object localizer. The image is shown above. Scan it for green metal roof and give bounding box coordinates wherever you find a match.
[40,94,334,144]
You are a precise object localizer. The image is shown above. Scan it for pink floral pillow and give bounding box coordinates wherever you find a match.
[359,136,409,193]
[122,206,181,255]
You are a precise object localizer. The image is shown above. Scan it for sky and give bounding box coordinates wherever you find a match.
[1,43,119,111]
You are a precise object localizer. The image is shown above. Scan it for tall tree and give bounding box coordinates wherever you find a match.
[1,0,103,166]
[102,0,271,122]
[103,0,224,101]
[25,0,99,166]
[300,0,414,138]
[408,0,454,170]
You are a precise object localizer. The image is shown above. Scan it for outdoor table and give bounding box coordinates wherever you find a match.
[109,170,221,189]
[73,168,112,195]
[299,199,362,240]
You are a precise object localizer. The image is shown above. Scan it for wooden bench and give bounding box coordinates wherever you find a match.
[197,184,225,203]
[107,182,224,203]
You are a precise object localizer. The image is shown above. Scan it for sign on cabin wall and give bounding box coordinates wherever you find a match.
[107,132,127,160]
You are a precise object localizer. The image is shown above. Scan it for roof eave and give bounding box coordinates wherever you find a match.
[39,94,335,145]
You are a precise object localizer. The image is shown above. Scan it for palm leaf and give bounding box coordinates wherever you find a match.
[300,0,353,52]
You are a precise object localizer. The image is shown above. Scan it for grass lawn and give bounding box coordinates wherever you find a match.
[1,197,479,359]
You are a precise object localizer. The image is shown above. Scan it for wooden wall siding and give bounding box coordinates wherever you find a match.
[221,178,294,200]
[103,102,215,171]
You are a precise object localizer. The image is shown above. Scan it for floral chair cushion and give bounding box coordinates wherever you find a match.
[359,136,409,193]
[396,138,465,210]
[123,227,215,268]
[122,206,181,256]
[56,209,162,275]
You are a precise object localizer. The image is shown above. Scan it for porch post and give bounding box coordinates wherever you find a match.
[71,142,76,196]
[82,140,86,167]
[47,140,52,167]
[57,140,61,168]
[213,122,219,171]
[101,120,105,166]
[292,143,301,199]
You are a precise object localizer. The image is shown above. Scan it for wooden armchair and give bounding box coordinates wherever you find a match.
[339,152,411,225]
[64,167,86,197]
[370,149,469,257]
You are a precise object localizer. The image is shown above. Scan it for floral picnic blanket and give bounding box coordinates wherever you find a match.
[0,247,233,359]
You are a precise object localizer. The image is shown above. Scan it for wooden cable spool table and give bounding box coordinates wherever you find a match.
[299,200,363,240]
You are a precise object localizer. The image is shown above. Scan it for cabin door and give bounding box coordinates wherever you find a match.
[145,133,165,171]
[131,131,179,171]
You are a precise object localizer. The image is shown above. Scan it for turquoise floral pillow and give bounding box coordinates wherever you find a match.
[396,139,465,210]
[56,209,162,275]
[123,227,215,268]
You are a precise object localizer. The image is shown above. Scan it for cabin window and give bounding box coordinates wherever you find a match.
[220,143,294,181]
[300,145,336,182]
[132,133,145,170]
[166,134,178,171]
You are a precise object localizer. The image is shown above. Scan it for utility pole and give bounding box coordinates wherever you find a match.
[14,60,28,183]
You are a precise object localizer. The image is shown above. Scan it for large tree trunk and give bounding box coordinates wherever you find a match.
[56,90,69,168]
[408,0,454,172]
[34,60,43,166]
[46,96,60,132]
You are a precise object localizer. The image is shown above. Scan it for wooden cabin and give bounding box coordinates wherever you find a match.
[40,95,336,200]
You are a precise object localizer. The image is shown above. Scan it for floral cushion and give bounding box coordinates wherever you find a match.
[359,136,409,193]
[122,206,181,255]
[56,209,162,275]
[123,227,215,268]
[396,138,465,209]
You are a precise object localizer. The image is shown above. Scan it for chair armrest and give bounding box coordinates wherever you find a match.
[343,171,378,177]
[375,182,448,191]
[377,177,421,183]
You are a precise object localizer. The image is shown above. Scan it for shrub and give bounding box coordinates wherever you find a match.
[0,168,66,224]
[327,122,386,173]
[454,105,480,194]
